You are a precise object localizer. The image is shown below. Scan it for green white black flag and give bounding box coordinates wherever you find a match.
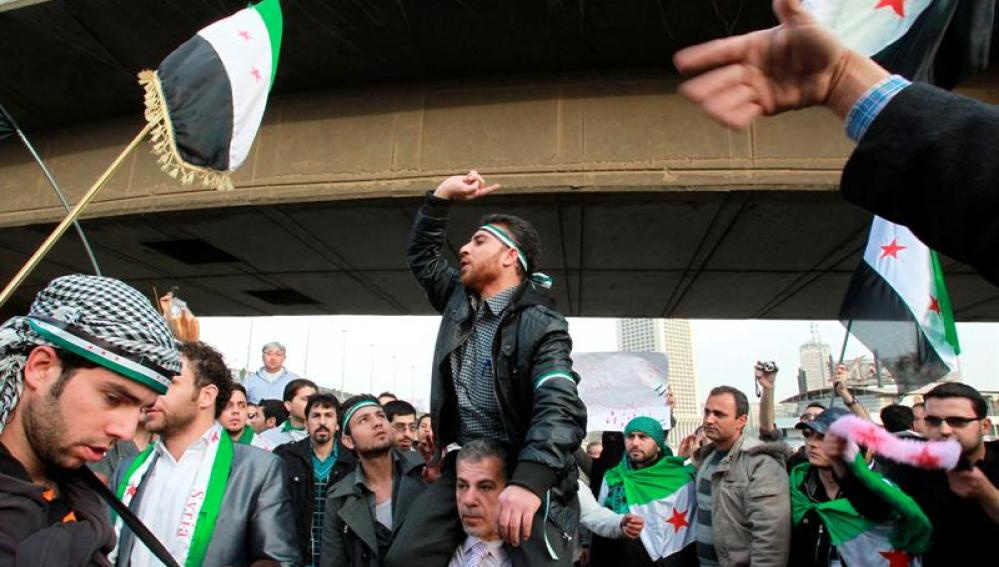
[140,0,282,190]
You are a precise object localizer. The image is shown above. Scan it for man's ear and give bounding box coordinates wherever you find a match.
[200,384,219,412]
[23,346,60,391]
[341,432,355,450]
[982,417,993,437]
[284,400,293,414]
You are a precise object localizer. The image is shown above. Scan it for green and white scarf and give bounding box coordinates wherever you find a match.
[789,461,928,567]
[113,425,234,566]
[600,455,697,562]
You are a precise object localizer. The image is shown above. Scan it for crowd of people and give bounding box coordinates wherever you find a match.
[0,0,998,565]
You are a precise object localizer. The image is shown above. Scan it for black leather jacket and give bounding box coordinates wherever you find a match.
[406,192,587,500]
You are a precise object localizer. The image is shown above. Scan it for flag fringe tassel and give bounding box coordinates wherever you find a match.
[138,70,234,191]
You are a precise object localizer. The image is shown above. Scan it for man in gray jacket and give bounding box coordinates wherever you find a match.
[689,386,790,567]
[113,341,299,566]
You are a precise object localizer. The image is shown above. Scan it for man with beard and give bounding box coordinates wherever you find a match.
[0,275,181,565]
[221,383,270,450]
[320,395,427,567]
[597,417,696,567]
[828,382,999,566]
[260,378,319,450]
[275,393,355,566]
[394,171,586,567]
[112,341,299,566]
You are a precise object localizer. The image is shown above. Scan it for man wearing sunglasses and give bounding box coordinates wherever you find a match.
[827,382,998,566]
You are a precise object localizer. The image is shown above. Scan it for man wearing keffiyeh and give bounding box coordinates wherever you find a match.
[389,171,587,567]
[0,274,181,565]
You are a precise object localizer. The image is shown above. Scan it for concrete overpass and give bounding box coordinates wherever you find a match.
[1,1,997,320]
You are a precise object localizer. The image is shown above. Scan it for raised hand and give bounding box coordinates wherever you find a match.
[755,361,777,390]
[673,0,886,129]
[433,170,501,201]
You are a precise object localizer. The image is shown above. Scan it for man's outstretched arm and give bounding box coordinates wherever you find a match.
[673,0,887,128]
[405,171,500,312]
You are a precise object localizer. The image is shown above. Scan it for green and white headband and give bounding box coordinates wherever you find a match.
[342,400,381,433]
[28,317,174,394]
[479,224,553,289]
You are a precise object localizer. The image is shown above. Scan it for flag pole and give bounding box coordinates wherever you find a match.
[0,122,153,308]
[831,320,853,407]
[0,103,102,276]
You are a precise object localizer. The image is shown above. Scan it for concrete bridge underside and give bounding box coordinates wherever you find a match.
[1,74,997,320]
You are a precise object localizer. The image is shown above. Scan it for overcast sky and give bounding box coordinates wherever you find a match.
[200,316,998,411]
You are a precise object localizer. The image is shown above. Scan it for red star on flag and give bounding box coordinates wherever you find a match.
[880,239,907,259]
[875,0,907,17]
[238,29,251,41]
[879,549,912,567]
[929,296,941,314]
[125,485,138,497]
[250,67,262,82]
[666,507,689,532]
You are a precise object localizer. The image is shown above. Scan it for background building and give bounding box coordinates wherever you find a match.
[618,318,700,449]
[799,323,833,392]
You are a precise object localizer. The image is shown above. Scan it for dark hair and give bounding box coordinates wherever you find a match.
[260,399,288,426]
[231,383,247,397]
[456,438,508,481]
[179,341,232,419]
[805,402,826,411]
[924,382,987,419]
[377,391,397,401]
[479,213,542,276]
[305,393,340,417]
[283,378,318,403]
[340,394,380,435]
[708,386,750,418]
[48,347,100,398]
[384,400,417,422]
[880,404,914,433]
[417,413,432,428]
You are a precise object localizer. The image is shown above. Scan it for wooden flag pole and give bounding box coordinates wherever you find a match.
[0,122,153,308]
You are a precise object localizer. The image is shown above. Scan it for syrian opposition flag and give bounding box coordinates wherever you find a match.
[802,0,994,88]
[839,217,960,392]
[140,0,282,190]
[790,458,930,567]
[599,456,697,564]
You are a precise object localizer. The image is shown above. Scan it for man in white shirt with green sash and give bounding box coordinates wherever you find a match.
[112,341,299,566]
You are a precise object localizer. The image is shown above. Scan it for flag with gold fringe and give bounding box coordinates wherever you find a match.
[140,0,282,190]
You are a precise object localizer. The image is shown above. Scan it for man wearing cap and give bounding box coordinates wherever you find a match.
[0,274,181,564]
[596,416,696,567]
[790,407,931,566]
[244,341,300,404]
[321,395,427,567]
[111,341,299,566]
[393,171,587,566]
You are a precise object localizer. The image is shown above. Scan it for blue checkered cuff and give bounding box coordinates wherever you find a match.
[845,74,911,142]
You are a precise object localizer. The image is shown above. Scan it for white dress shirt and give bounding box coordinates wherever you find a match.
[447,536,511,567]
[130,423,221,567]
